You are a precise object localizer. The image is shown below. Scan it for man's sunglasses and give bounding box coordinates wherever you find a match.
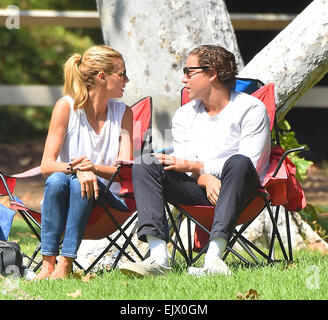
[183,66,210,77]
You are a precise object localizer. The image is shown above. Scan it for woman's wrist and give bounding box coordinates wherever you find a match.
[92,164,98,175]
[65,162,77,174]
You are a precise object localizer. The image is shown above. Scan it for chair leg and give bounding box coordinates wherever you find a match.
[267,204,289,262]
[111,219,141,269]
[18,209,41,241]
[24,242,41,270]
[73,259,84,271]
[225,227,268,265]
[170,213,184,265]
[235,238,260,264]
[224,245,253,265]
[105,209,145,259]
[285,209,293,262]
[187,218,193,262]
[81,211,146,273]
[165,203,191,266]
[268,206,279,261]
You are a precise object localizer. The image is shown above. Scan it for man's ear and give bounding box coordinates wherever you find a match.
[208,69,218,82]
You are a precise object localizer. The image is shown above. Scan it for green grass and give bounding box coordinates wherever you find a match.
[1,218,328,301]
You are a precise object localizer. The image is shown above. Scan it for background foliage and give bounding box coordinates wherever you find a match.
[0,0,103,143]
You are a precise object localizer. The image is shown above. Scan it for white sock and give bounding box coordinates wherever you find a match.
[146,235,170,267]
[204,237,227,268]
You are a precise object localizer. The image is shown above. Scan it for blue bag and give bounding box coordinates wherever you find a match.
[0,203,16,241]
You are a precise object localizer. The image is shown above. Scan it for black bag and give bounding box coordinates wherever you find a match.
[0,240,24,278]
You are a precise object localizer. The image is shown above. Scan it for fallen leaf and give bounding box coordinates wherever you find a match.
[245,289,260,300]
[82,273,95,282]
[71,270,84,280]
[67,290,82,299]
[282,262,298,269]
[71,270,96,282]
[236,289,260,300]
[236,292,246,300]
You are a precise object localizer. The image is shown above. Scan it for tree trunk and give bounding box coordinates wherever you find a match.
[239,0,328,120]
[96,0,243,149]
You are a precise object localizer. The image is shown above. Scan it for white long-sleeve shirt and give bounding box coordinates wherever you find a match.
[172,91,271,183]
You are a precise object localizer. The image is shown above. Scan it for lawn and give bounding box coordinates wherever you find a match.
[1,218,328,302]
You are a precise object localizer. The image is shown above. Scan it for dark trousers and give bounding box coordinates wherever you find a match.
[132,153,260,243]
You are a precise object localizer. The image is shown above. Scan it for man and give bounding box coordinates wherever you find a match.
[120,45,271,277]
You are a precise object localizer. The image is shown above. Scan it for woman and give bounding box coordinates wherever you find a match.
[35,45,133,280]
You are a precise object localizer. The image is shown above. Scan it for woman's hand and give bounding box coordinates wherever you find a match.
[76,170,99,200]
[198,174,221,206]
[69,156,96,173]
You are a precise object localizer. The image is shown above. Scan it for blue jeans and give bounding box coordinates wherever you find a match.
[40,172,128,258]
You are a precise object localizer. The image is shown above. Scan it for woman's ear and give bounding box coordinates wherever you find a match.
[97,71,106,82]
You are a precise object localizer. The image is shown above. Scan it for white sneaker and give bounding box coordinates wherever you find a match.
[119,257,171,278]
[188,257,231,276]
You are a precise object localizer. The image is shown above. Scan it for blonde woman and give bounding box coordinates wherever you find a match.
[35,45,132,280]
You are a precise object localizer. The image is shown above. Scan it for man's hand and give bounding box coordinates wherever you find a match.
[152,153,203,174]
[152,153,189,172]
[76,170,99,200]
[198,174,221,206]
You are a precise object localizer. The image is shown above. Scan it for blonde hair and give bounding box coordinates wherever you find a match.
[62,45,123,110]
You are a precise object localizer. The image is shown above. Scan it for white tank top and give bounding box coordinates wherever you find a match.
[57,96,126,193]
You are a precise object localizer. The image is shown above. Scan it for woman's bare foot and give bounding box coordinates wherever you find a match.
[50,256,73,280]
[34,255,56,280]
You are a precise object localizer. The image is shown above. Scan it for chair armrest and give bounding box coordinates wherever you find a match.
[104,161,134,195]
[113,159,134,166]
[272,146,305,177]
[3,166,42,179]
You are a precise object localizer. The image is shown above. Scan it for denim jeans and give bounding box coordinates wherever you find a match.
[40,172,128,258]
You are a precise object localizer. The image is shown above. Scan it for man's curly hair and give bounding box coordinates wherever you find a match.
[189,45,238,90]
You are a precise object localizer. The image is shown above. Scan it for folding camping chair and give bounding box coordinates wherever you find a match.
[0,96,153,274]
[165,79,306,267]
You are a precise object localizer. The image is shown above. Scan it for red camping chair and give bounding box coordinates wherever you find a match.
[0,96,153,273]
[166,83,306,267]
